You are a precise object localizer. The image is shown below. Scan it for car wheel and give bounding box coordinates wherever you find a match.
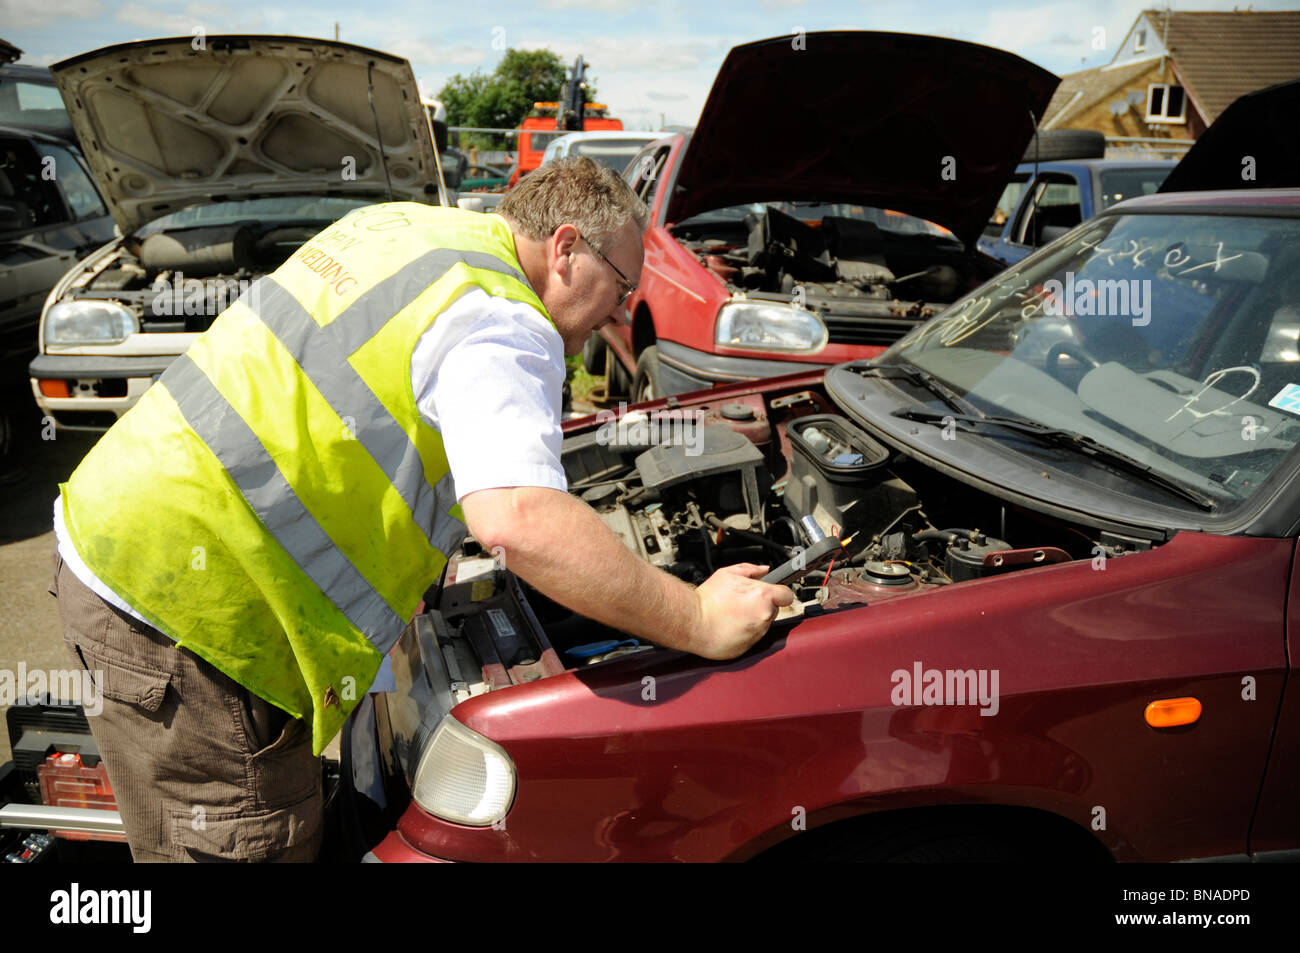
[633,346,662,403]
[582,331,607,374]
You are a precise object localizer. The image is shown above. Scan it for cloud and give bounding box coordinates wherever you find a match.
[114,2,263,33]
[17,51,61,66]
[0,0,103,30]
[535,0,640,8]
[382,37,485,70]
[542,34,731,73]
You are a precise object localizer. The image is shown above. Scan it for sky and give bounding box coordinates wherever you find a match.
[4,0,1299,129]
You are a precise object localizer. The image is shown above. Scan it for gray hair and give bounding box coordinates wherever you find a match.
[497,156,648,249]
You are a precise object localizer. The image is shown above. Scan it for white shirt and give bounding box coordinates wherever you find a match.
[55,286,568,627]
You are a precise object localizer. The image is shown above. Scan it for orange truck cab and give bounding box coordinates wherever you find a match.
[509,102,622,187]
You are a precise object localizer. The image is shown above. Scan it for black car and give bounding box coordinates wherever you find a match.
[0,63,115,458]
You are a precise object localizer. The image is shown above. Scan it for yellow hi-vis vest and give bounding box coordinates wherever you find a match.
[61,203,550,755]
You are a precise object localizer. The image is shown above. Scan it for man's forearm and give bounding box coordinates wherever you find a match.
[461,486,706,654]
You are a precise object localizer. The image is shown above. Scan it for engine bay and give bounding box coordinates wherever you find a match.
[431,383,1156,689]
[673,205,1000,322]
[63,219,325,332]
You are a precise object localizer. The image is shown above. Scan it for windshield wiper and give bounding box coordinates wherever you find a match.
[893,409,1218,511]
[854,363,985,419]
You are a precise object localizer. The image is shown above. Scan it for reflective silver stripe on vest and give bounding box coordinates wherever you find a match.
[325,248,531,356]
[162,353,406,653]
[430,470,468,557]
[252,277,442,543]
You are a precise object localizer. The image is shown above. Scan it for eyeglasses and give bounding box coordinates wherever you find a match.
[580,234,638,307]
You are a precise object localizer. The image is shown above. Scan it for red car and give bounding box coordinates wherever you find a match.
[349,184,1300,863]
[584,32,1059,402]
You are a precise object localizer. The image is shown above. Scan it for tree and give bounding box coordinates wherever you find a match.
[437,48,597,130]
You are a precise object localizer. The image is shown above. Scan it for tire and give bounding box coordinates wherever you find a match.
[1021,129,1105,163]
[581,331,607,374]
[633,345,662,403]
[606,346,632,401]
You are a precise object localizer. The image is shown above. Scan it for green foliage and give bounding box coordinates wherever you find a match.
[437,48,598,132]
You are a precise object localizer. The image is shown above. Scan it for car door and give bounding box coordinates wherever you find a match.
[977,171,1030,262]
[1248,540,1300,858]
[0,135,87,367]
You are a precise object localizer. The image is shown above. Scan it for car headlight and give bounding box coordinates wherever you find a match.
[715,301,828,352]
[44,300,139,347]
[411,715,515,826]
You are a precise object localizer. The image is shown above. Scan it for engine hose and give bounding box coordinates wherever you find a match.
[704,513,791,558]
[912,527,984,546]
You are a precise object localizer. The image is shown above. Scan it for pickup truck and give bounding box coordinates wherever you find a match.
[977,157,1175,266]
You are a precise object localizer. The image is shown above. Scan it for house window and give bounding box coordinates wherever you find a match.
[1135,29,1147,52]
[1146,84,1186,124]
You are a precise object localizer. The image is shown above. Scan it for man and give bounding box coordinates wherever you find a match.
[51,157,792,862]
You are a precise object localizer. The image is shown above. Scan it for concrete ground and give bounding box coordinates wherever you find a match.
[0,403,97,766]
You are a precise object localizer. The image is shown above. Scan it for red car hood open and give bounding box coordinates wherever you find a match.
[665,31,1059,246]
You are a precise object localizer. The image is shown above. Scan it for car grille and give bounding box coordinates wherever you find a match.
[823,316,922,347]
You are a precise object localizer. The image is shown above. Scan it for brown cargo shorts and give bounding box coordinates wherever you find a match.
[50,545,322,862]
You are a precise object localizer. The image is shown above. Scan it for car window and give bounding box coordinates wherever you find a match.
[0,136,68,230]
[677,201,954,239]
[1015,173,1082,247]
[0,75,69,135]
[569,139,655,175]
[628,145,670,209]
[985,173,1030,237]
[524,131,561,154]
[35,143,106,222]
[1099,167,1171,209]
[891,212,1300,511]
[138,195,373,235]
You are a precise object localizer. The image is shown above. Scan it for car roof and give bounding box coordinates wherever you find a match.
[1013,158,1179,175]
[0,63,56,82]
[547,130,667,157]
[1103,187,1300,214]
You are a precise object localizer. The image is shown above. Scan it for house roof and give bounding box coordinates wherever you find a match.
[1145,9,1300,124]
[1042,58,1157,128]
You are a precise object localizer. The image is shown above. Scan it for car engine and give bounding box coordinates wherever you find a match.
[62,220,321,333]
[431,384,1149,686]
[673,206,1002,334]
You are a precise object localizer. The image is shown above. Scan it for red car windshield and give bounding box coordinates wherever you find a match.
[888,212,1300,507]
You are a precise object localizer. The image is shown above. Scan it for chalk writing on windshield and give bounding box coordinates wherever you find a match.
[1075,237,1244,277]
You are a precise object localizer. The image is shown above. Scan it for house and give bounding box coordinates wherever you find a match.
[1042,9,1300,145]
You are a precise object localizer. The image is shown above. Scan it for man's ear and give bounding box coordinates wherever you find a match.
[551,223,579,278]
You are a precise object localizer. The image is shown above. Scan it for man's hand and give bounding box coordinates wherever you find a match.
[693,563,794,659]
[460,487,793,661]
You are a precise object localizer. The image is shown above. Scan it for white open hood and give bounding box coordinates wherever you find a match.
[52,35,442,233]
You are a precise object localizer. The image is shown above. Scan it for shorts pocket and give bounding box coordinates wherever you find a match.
[168,788,322,862]
[68,638,171,713]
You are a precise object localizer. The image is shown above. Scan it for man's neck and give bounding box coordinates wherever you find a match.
[502,218,548,295]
